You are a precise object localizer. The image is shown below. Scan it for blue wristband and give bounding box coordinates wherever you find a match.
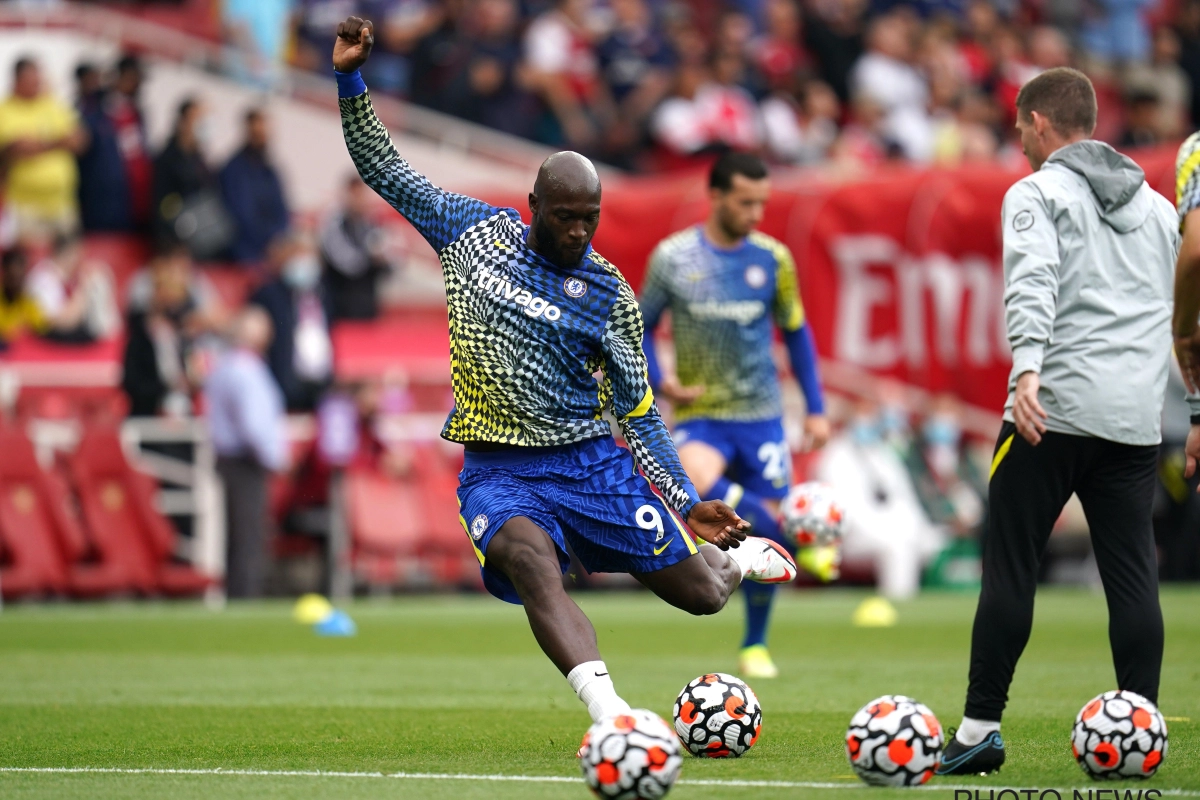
[334,69,367,98]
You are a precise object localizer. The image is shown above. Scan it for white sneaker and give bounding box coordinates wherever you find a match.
[727,537,797,584]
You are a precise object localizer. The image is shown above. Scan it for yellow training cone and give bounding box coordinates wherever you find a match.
[853,596,897,628]
[293,593,334,625]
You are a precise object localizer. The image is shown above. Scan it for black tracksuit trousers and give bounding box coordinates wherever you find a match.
[964,422,1163,722]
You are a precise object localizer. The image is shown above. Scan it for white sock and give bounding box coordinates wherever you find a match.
[567,661,631,723]
[723,539,762,580]
[957,716,1001,746]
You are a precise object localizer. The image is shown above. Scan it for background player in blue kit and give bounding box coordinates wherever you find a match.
[333,18,797,729]
[640,153,830,679]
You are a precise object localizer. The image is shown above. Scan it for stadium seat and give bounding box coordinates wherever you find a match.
[0,426,88,599]
[67,428,211,596]
[345,468,425,557]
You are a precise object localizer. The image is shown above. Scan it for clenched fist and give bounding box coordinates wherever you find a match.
[333,16,375,74]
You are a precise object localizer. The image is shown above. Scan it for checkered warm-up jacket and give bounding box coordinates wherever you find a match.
[339,85,700,516]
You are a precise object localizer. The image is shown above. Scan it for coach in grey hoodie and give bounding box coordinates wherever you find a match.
[939,68,1174,778]
[1002,139,1179,445]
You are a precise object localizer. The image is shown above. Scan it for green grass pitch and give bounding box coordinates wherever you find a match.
[0,587,1196,799]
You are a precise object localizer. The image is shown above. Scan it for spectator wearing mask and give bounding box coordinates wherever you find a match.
[250,230,334,412]
[816,398,945,599]
[122,243,214,417]
[25,232,119,343]
[220,110,290,265]
[0,247,45,348]
[0,57,88,242]
[849,12,933,162]
[207,306,288,599]
[126,240,225,322]
[905,395,986,540]
[320,176,392,321]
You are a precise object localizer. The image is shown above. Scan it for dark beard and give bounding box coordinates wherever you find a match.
[532,217,583,268]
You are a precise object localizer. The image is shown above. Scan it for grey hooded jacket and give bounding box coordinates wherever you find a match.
[1001,140,1180,445]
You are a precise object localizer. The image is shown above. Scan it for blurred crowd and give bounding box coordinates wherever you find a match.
[265,0,1199,169]
[0,52,400,358]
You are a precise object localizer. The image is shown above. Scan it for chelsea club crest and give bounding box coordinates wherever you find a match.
[563,277,588,298]
[470,514,489,540]
[744,265,768,289]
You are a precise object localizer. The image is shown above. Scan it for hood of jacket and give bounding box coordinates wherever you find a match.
[1044,140,1148,232]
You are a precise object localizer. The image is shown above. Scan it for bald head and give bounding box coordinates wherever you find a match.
[232,306,274,355]
[528,151,602,269]
[533,151,601,202]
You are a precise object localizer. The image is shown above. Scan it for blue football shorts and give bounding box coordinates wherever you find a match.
[672,417,791,500]
[456,436,699,604]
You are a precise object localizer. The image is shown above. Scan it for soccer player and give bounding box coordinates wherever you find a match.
[332,17,797,727]
[939,68,1178,775]
[639,153,829,680]
[1170,131,1200,472]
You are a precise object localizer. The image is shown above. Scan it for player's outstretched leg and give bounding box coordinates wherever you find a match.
[632,539,796,615]
[486,516,631,723]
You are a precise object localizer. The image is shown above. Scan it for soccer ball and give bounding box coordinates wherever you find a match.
[579,710,683,799]
[845,695,944,786]
[1072,690,1168,779]
[672,672,762,758]
[780,481,845,547]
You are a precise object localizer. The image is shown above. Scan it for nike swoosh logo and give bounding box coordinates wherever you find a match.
[653,538,674,556]
[936,734,1004,774]
[594,672,608,677]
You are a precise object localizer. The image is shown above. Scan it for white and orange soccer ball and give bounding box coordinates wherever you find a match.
[672,672,762,758]
[579,710,683,800]
[1072,690,1168,780]
[845,695,944,786]
[780,481,846,547]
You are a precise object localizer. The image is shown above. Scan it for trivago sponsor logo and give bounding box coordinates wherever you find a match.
[477,266,562,320]
[953,790,1166,800]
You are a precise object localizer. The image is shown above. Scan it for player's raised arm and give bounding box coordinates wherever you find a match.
[333,16,497,252]
[600,285,747,547]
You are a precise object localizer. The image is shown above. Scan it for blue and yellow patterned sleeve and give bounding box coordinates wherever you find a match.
[1177,132,1200,229]
[770,240,826,414]
[338,71,501,252]
[638,243,673,391]
[770,241,805,333]
[602,283,700,518]
[638,243,672,331]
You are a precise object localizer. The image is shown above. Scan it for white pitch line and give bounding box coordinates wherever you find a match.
[1,766,1198,795]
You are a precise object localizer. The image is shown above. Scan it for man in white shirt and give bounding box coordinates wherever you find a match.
[206,307,287,599]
